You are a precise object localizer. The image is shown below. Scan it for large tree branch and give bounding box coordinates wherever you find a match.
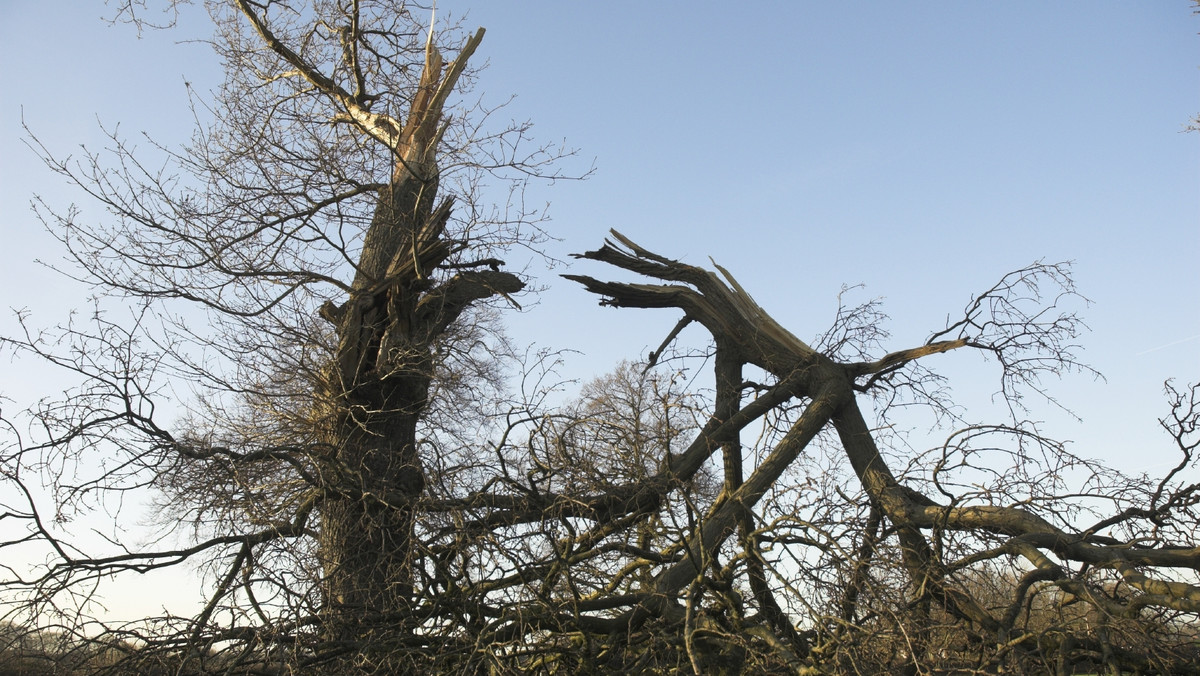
[234,0,402,147]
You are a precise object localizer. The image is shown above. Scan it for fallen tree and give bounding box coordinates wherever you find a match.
[552,233,1200,674]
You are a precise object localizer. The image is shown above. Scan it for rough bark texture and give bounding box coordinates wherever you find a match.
[315,26,522,640]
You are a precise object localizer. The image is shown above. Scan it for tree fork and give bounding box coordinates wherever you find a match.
[569,231,1007,644]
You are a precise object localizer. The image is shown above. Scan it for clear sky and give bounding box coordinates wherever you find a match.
[1,2,1197,618]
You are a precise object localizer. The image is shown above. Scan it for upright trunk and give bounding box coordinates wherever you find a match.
[313,28,521,652]
[319,178,439,636]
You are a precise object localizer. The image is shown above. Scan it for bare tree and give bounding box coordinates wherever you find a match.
[4,1,572,673]
[3,3,1198,675]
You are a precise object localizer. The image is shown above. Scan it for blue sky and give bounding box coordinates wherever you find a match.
[0,2,1197,615]
[451,2,1200,471]
[1,3,1196,460]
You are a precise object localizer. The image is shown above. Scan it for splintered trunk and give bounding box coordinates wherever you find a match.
[319,174,439,637]
[314,28,520,646]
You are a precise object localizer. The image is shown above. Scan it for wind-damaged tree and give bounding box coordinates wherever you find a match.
[556,233,1200,674]
[3,1,570,673]
[3,2,1199,675]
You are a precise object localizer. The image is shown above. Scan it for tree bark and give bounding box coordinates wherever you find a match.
[315,27,523,648]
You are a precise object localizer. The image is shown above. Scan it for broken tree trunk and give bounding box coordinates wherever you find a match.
[564,231,1001,648]
[316,27,523,644]
[568,231,1200,669]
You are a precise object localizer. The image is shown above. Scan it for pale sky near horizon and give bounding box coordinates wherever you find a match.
[0,2,1197,620]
